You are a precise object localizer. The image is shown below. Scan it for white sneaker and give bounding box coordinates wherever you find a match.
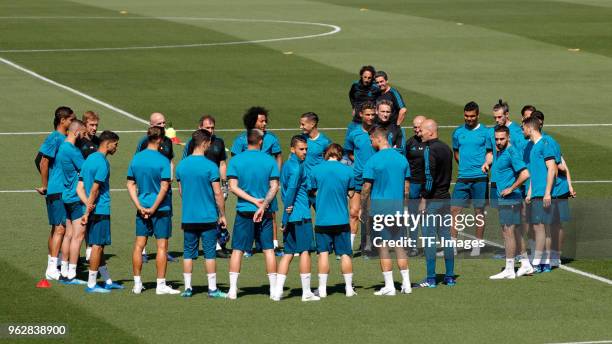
[270,291,281,301]
[489,269,516,280]
[470,247,481,257]
[156,284,180,295]
[45,268,60,281]
[345,287,357,297]
[227,289,237,300]
[516,265,535,277]
[314,289,327,298]
[132,284,145,294]
[301,292,320,302]
[373,286,396,296]
[400,285,412,294]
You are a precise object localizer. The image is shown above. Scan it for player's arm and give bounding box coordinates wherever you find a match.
[482,151,493,173]
[170,160,175,181]
[274,153,283,172]
[148,180,170,215]
[360,181,371,223]
[219,160,229,199]
[126,179,146,217]
[544,159,557,207]
[228,178,261,206]
[254,179,279,222]
[453,150,459,164]
[37,156,50,195]
[85,182,100,214]
[501,169,530,197]
[397,108,407,126]
[559,157,576,197]
[212,181,227,228]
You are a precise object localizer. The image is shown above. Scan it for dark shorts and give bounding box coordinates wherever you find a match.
[283,220,314,254]
[46,193,66,226]
[64,201,85,221]
[86,215,111,246]
[451,179,488,209]
[182,223,217,260]
[529,198,553,225]
[315,224,352,256]
[552,197,571,224]
[135,211,172,239]
[231,212,274,252]
[498,203,522,226]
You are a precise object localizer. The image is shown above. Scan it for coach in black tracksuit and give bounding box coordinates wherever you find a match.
[418,119,456,287]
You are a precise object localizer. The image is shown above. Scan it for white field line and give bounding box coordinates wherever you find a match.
[459,232,612,285]
[2,124,612,136]
[546,341,612,344]
[0,17,341,53]
[0,57,149,125]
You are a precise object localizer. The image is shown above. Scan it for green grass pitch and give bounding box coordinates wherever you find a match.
[1,0,612,343]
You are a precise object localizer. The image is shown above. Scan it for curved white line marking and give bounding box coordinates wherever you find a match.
[0,16,341,53]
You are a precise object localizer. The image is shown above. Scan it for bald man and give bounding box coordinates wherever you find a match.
[135,113,177,263]
[416,119,455,288]
[405,116,427,257]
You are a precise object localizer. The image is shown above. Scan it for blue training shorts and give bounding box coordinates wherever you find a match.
[231,212,274,252]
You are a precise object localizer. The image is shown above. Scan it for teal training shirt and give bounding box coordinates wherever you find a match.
[176,155,220,224]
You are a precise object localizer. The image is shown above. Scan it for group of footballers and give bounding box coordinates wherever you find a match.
[35,64,575,300]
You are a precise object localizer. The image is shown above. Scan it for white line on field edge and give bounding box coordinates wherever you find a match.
[0,57,149,125]
[459,232,612,285]
[546,340,612,344]
[0,16,341,53]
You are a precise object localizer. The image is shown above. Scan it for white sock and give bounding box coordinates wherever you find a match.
[543,250,551,265]
[350,234,356,248]
[318,273,328,294]
[60,260,69,277]
[85,246,92,261]
[87,270,97,288]
[528,239,535,260]
[277,274,287,295]
[300,273,312,294]
[48,256,58,271]
[273,240,279,249]
[99,265,112,285]
[216,242,222,251]
[400,269,410,287]
[505,258,515,271]
[68,264,77,279]
[343,273,353,290]
[532,250,543,266]
[267,273,277,295]
[207,273,217,291]
[157,278,166,288]
[520,255,532,268]
[383,271,394,289]
[229,272,239,292]
[134,275,142,287]
[183,273,191,290]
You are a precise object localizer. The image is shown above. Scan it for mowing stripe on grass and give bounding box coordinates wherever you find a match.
[2,123,612,136]
[459,232,612,285]
[0,57,149,125]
